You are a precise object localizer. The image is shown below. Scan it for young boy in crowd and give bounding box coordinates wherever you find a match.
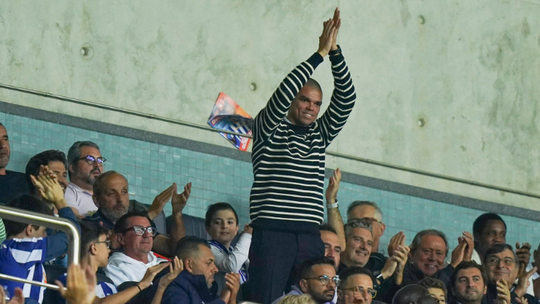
[205,203,252,294]
[0,166,80,304]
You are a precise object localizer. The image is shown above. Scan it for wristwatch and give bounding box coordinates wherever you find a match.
[326,200,339,209]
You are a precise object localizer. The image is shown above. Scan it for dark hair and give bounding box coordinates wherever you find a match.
[472,213,506,238]
[338,266,375,289]
[319,223,337,235]
[93,171,125,198]
[305,78,322,94]
[482,243,518,265]
[410,229,449,257]
[346,201,383,221]
[450,261,487,291]
[205,202,239,227]
[114,212,152,234]
[79,221,109,260]
[67,141,100,177]
[298,256,335,281]
[391,284,430,304]
[174,236,210,260]
[4,195,54,237]
[344,218,372,240]
[25,150,68,194]
[418,277,447,298]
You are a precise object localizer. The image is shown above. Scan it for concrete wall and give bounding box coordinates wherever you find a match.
[1,1,539,210]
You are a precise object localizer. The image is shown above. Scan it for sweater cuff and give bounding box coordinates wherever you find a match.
[307,52,324,70]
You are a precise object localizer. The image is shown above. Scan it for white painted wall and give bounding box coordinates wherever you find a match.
[1,1,539,210]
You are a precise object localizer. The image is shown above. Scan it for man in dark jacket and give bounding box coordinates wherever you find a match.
[162,236,240,304]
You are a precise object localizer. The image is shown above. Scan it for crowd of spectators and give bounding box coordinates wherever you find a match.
[0,7,538,304]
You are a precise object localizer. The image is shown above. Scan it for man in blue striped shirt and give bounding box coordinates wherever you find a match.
[0,166,80,304]
[246,8,357,303]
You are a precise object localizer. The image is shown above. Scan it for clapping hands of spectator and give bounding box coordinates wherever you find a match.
[172,182,192,214]
[0,286,23,304]
[158,257,183,289]
[451,232,474,267]
[325,168,341,204]
[496,279,511,304]
[56,263,96,304]
[516,242,532,266]
[514,263,536,297]
[222,273,241,304]
[30,165,67,209]
[388,231,405,257]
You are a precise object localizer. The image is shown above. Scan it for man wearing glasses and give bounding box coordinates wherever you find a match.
[337,267,376,304]
[65,141,106,216]
[105,212,169,286]
[273,257,339,304]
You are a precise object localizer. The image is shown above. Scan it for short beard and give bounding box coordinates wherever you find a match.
[73,166,101,186]
[0,155,9,169]
[101,204,128,224]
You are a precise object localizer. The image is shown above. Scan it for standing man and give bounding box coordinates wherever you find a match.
[247,8,357,303]
[65,141,106,216]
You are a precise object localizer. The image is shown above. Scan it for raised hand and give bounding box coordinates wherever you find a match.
[393,245,410,285]
[450,238,467,267]
[325,168,341,204]
[317,18,336,58]
[496,279,511,304]
[331,7,341,51]
[516,242,532,266]
[243,224,253,235]
[147,183,176,219]
[225,273,241,304]
[56,263,96,304]
[139,263,170,290]
[31,165,66,208]
[514,263,536,297]
[172,182,192,214]
[461,231,474,261]
[158,257,183,288]
[388,231,405,257]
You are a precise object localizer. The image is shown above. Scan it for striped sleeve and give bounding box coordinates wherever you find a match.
[253,53,324,140]
[317,49,357,146]
[0,219,6,243]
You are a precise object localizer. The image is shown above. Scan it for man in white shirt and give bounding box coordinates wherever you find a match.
[65,141,105,216]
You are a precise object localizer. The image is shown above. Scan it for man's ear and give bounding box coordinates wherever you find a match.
[116,233,125,246]
[299,279,308,293]
[25,224,35,237]
[89,243,98,255]
[483,285,487,295]
[380,223,386,237]
[68,162,75,175]
[185,258,194,273]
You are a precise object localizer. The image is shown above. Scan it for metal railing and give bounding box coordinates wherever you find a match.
[0,205,79,291]
[1,82,540,200]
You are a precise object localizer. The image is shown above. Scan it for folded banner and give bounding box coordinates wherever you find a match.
[207,92,253,151]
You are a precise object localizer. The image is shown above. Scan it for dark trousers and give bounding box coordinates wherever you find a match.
[244,228,324,304]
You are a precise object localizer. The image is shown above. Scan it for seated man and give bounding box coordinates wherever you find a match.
[482,244,534,303]
[320,224,342,268]
[471,213,507,264]
[0,167,80,304]
[84,171,190,256]
[57,221,177,304]
[161,236,240,304]
[346,201,387,272]
[104,212,170,287]
[403,229,473,289]
[0,122,30,205]
[338,219,373,272]
[336,267,375,304]
[25,150,69,206]
[65,141,105,216]
[450,261,487,304]
[273,257,339,304]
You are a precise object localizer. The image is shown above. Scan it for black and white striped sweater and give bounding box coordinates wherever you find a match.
[250,49,356,233]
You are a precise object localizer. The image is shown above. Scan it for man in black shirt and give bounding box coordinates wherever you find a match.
[0,122,30,205]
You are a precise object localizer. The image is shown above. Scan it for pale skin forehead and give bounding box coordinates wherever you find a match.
[348,205,378,220]
[342,274,373,289]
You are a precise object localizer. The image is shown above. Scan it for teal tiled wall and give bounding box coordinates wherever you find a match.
[2,110,540,255]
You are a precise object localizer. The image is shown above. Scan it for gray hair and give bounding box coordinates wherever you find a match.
[67,141,100,164]
[347,201,383,221]
[344,218,372,240]
[410,229,449,257]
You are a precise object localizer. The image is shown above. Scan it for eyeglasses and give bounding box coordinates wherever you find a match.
[340,285,377,298]
[304,275,341,287]
[94,240,111,249]
[485,257,515,266]
[123,226,157,237]
[360,217,382,224]
[78,155,107,166]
